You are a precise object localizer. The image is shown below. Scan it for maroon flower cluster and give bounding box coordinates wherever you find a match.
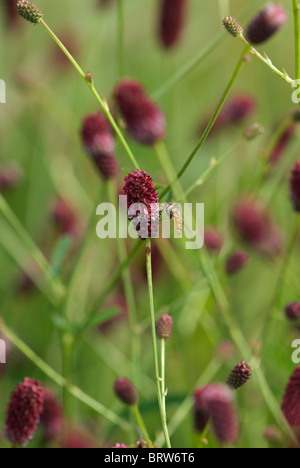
[246,3,288,45]
[156,314,173,340]
[115,80,166,146]
[5,378,44,446]
[158,0,188,49]
[40,389,63,442]
[227,361,252,390]
[290,161,300,212]
[194,384,239,444]
[123,170,160,239]
[114,377,138,406]
[281,366,300,427]
[285,302,300,321]
[81,112,118,179]
[225,251,249,276]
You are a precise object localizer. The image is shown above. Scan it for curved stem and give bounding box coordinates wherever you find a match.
[160,46,250,199]
[145,239,171,448]
[39,19,140,171]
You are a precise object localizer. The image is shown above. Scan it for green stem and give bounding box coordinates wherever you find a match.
[160,339,166,417]
[218,0,229,18]
[39,19,139,171]
[240,35,294,84]
[154,141,185,201]
[118,0,125,79]
[107,180,140,385]
[131,405,153,448]
[160,46,250,199]
[293,0,300,82]
[0,321,131,431]
[145,239,171,448]
[0,194,65,304]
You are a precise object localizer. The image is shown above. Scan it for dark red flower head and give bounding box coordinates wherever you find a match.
[227,361,252,390]
[290,161,300,212]
[40,388,63,442]
[285,302,300,321]
[156,314,173,340]
[115,79,166,146]
[201,384,239,444]
[204,228,224,252]
[281,366,300,427]
[246,3,288,45]
[123,170,159,239]
[114,377,138,406]
[5,0,20,28]
[5,377,44,446]
[193,387,210,433]
[158,0,188,49]
[225,251,249,276]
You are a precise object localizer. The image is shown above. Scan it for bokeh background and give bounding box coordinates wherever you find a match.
[0,0,299,448]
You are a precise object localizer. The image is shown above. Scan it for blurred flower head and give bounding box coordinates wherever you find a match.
[5,377,44,446]
[290,161,300,212]
[204,227,224,252]
[285,302,300,321]
[281,366,300,427]
[114,79,166,146]
[40,388,64,442]
[158,0,188,49]
[114,377,138,406]
[225,251,249,276]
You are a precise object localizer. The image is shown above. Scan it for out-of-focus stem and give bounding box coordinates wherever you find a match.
[131,405,153,448]
[293,0,300,82]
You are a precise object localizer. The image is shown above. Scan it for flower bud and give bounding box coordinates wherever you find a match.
[5,378,44,446]
[226,361,252,390]
[246,3,288,45]
[16,0,43,24]
[225,251,249,276]
[159,0,188,48]
[223,16,243,38]
[285,302,300,321]
[156,314,173,340]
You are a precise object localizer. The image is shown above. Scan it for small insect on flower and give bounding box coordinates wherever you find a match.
[16,0,44,24]
[159,203,183,235]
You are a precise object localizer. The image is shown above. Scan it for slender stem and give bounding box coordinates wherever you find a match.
[293,0,300,82]
[240,35,294,84]
[117,0,125,79]
[154,141,185,201]
[39,19,140,171]
[107,180,140,385]
[160,46,250,199]
[145,239,171,448]
[0,194,65,304]
[82,240,142,331]
[131,405,153,448]
[0,321,131,431]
